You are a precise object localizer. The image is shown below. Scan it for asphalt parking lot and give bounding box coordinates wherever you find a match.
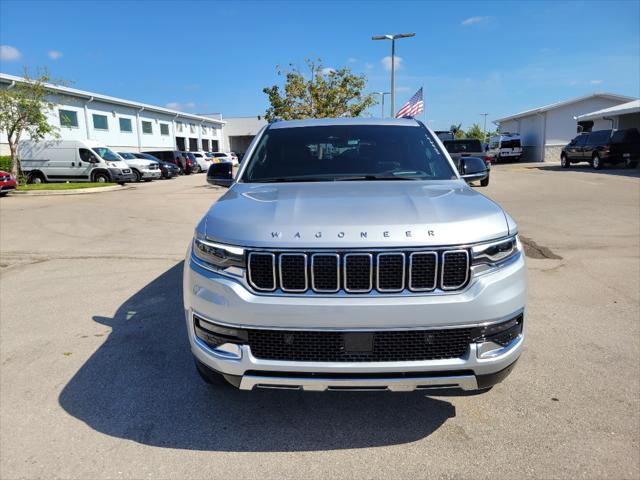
[1,163,639,480]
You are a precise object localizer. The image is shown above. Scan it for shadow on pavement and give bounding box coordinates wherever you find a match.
[528,164,640,178]
[59,262,455,452]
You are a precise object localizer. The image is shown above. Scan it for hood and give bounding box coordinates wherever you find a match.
[202,181,512,248]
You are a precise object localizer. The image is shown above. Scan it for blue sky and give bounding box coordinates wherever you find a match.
[1,0,638,130]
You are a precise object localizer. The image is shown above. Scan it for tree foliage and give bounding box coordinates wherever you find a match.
[263,59,376,122]
[450,123,465,139]
[465,123,485,141]
[0,69,60,179]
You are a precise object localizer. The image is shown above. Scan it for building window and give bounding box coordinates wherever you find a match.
[92,114,108,130]
[59,109,78,128]
[176,121,183,132]
[142,121,153,134]
[160,123,170,136]
[190,123,196,134]
[202,125,208,135]
[119,117,132,132]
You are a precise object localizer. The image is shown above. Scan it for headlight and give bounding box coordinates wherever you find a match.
[192,234,245,270]
[471,235,521,274]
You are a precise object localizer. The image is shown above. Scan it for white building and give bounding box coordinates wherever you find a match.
[575,100,640,131]
[0,73,225,155]
[220,116,268,158]
[494,93,635,162]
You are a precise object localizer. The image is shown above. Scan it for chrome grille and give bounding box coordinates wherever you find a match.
[441,250,469,290]
[247,249,470,294]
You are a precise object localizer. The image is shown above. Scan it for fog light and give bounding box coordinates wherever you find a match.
[474,315,523,358]
[193,315,248,352]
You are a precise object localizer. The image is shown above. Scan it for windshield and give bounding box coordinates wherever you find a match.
[140,153,160,161]
[443,140,483,153]
[93,147,121,161]
[118,152,136,159]
[242,125,456,182]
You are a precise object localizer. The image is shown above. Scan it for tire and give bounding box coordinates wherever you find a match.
[27,171,45,184]
[93,172,110,183]
[625,158,638,169]
[560,154,570,168]
[195,164,202,173]
[132,169,141,182]
[0,192,8,197]
[592,153,603,170]
[194,358,231,387]
[480,174,490,187]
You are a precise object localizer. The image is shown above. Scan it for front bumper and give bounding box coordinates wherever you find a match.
[184,246,527,391]
[140,169,162,179]
[0,181,17,192]
[108,168,135,183]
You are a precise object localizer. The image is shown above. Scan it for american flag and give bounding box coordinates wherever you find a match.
[395,87,424,118]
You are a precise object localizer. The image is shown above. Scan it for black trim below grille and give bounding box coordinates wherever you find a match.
[247,327,475,362]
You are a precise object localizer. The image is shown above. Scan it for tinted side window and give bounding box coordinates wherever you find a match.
[587,130,611,145]
[575,135,588,147]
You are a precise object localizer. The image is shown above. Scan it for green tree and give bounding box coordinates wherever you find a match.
[263,59,376,122]
[0,69,61,179]
[465,123,485,141]
[450,123,465,139]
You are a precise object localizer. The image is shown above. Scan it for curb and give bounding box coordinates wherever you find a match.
[10,185,133,196]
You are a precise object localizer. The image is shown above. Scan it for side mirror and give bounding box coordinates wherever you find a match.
[207,162,233,187]
[459,156,487,184]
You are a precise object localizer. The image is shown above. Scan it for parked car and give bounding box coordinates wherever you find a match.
[561,128,640,169]
[211,152,235,165]
[191,151,212,173]
[187,117,524,393]
[0,170,17,196]
[488,133,522,163]
[19,140,135,184]
[434,130,455,141]
[442,138,492,187]
[117,152,161,182]
[143,150,194,174]
[183,152,198,173]
[133,153,179,179]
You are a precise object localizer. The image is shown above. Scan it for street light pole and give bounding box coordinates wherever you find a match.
[372,33,415,117]
[373,92,390,117]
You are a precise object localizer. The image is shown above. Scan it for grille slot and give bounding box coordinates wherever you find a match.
[377,253,405,292]
[311,254,340,292]
[247,327,475,362]
[441,250,469,290]
[409,252,438,291]
[344,254,373,292]
[279,254,307,292]
[248,253,276,291]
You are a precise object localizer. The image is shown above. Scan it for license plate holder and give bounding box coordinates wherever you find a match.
[343,332,374,353]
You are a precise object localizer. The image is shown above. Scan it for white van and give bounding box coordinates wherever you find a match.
[18,140,135,184]
[488,133,523,163]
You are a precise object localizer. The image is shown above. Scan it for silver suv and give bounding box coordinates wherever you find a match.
[184,118,526,392]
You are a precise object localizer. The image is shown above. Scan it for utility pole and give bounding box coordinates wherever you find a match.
[373,92,390,118]
[372,33,415,116]
[480,113,489,144]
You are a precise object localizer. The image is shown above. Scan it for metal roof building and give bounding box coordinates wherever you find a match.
[494,93,635,162]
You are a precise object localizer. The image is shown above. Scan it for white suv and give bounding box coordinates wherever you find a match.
[117,152,161,182]
[191,152,212,173]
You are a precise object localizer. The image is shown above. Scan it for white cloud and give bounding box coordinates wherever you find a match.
[165,101,196,111]
[348,57,358,63]
[461,16,490,26]
[590,79,603,85]
[365,62,374,70]
[0,45,22,61]
[381,56,403,72]
[48,50,63,60]
[321,67,336,75]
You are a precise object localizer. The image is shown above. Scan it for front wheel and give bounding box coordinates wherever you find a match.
[561,154,570,168]
[27,172,45,184]
[132,169,141,182]
[93,172,110,183]
[592,153,603,170]
[625,158,638,169]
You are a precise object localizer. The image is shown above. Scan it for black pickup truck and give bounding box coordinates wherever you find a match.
[443,138,492,186]
[561,128,640,169]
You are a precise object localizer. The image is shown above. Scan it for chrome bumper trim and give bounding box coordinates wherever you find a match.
[238,374,478,392]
